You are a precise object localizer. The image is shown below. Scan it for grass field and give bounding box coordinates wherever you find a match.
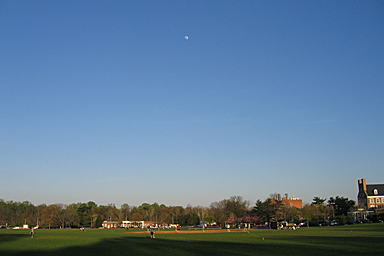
[1,224,383,256]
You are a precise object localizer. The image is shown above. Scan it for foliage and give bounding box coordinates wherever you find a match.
[328,196,356,216]
[95,214,103,228]
[302,204,314,223]
[0,194,358,229]
[41,205,58,228]
[121,204,131,221]
[209,196,250,225]
[131,212,143,221]
[309,197,333,221]
[335,215,350,225]
[76,203,91,227]
[177,212,200,226]
[367,213,384,223]
[312,197,326,205]
[204,216,215,224]
[252,198,281,226]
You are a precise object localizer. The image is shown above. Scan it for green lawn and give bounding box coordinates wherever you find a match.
[1,224,383,256]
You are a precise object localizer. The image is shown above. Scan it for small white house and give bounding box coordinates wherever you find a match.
[102,221,120,229]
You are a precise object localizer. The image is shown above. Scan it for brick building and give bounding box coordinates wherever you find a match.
[275,193,303,209]
[357,178,384,211]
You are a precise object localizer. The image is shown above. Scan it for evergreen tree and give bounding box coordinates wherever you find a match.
[95,214,103,228]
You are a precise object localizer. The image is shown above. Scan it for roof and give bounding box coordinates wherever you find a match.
[366,184,384,196]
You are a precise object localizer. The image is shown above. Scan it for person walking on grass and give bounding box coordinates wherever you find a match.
[30,226,34,238]
[150,229,155,238]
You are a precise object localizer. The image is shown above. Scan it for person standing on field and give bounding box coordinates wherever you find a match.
[30,226,34,238]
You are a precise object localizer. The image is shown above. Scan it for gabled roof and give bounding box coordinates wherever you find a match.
[366,184,384,196]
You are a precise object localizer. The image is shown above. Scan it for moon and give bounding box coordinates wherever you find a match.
[184,35,189,40]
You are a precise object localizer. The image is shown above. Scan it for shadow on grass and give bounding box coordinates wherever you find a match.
[0,233,29,244]
[1,232,383,256]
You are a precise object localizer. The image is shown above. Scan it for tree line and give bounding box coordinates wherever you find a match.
[0,195,357,228]
[253,196,356,226]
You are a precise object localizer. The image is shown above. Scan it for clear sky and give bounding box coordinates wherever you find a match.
[1,0,383,208]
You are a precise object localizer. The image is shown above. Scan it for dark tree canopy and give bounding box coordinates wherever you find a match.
[328,196,356,216]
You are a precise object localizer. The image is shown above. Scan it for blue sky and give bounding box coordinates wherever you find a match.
[1,0,383,207]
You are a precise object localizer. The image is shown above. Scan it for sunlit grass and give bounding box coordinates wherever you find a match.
[1,223,383,256]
